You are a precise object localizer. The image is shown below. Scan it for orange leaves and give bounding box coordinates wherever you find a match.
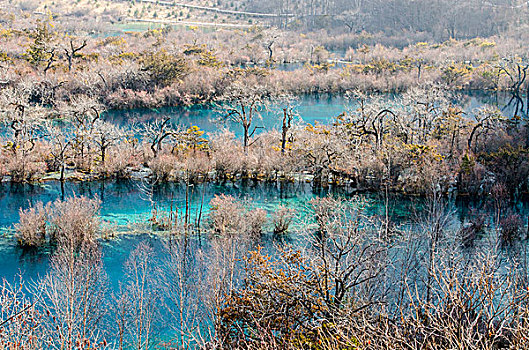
[218,246,328,346]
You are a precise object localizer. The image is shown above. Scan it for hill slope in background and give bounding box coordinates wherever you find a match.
[3,0,529,43]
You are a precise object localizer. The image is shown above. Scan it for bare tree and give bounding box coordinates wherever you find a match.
[92,119,124,166]
[343,90,398,150]
[36,241,108,350]
[216,82,269,153]
[142,117,178,158]
[218,195,391,347]
[0,88,49,181]
[60,96,106,171]
[402,84,451,144]
[162,237,209,348]
[45,121,74,182]
[466,107,504,153]
[63,38,87,72]
[273,93,298,155]
[0,278,45,348]
[121,242,161,350]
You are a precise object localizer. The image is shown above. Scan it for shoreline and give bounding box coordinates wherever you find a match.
[4,168,528,202]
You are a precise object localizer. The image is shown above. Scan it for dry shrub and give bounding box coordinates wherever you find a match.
[248,131,293,180]
[209,131,246,178]
[0,144,48,182]
[105,88,164,109]
[97,142,141,178]
[218,247,340,348]
[209,194,245,237]
[176,150,213,182]
[48,195,101,247]
[14,196,101,248]
[272,205,296,235]
[5,156,46,182]
[176,67,226,105]
[397,143,454,195]
[148,153,177,181]
[500,213,523,245]
[246,208,267,237]
[15,202,47,248]
[208,195,267,238]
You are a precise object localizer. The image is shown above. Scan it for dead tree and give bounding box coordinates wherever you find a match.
[215,82,268,154]
[64,38,87,72]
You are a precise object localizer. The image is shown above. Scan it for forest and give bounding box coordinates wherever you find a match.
[1,0,529,349]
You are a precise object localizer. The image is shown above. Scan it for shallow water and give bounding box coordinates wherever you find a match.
[104,91,526,137]
[1,179,528,285]
[0,180,321,282]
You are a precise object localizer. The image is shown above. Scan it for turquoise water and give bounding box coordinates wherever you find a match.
[1,179,528,284]
[104,94,351,135]
[1,91,518,139]
[0,180,321,281]
[104,91,525,137]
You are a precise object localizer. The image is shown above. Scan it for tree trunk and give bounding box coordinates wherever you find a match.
[243,125,249,154]
[281,109,288,154]
[101,146,106,165]
[60,163,65,182]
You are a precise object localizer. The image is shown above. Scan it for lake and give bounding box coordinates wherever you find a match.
[1,178,527,283]
[104,90,527,137]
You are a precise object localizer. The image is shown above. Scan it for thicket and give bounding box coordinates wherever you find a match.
[0,17,527,193]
